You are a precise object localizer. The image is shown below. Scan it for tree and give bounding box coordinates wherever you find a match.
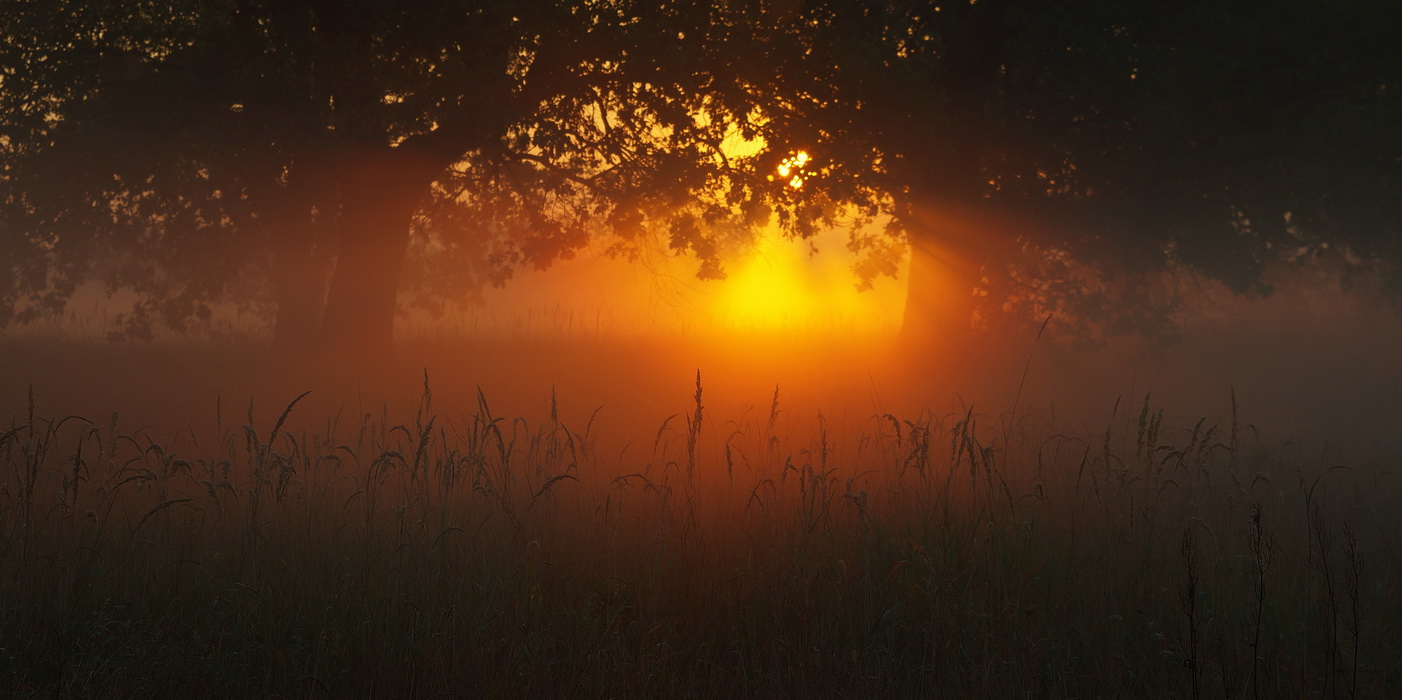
[741,0,1402,341]
[2,0,792,353]
[9,1,1399,351]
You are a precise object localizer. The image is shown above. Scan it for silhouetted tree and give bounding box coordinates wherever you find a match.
[7,1,1400,350]
[746,0,1402,340]
[3,0,788,353]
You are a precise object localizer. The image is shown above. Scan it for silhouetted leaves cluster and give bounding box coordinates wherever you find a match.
[3,0,1399,340]
[755,0,1402,336]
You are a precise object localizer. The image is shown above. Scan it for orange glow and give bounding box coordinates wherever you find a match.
[423,222,906,340]
[716,233,810,326]
[709,225,904,332]
[769,150,813,189]
[411,144,905,340]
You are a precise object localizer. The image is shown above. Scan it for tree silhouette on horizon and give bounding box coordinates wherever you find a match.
[4,0,1400,349]
[755,0,1402,340]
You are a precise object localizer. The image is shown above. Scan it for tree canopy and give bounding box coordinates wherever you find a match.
[746,0,1402,338]
[4,0,1400,347]
[2,0,791,348]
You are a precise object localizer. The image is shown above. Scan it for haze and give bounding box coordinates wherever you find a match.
[4,1,1399,695]
[7,240,1399,468]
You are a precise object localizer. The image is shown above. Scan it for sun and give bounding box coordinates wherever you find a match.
[703,149,906,332]
[770,150,813,189]
[710,225,905,333]
[717,232,812,327]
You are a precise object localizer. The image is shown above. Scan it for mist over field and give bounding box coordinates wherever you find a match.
[6,1,1401,696]
[7,251,1399,467]
[5,244,1402,698]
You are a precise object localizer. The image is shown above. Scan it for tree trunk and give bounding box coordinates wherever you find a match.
[320,146,438,359]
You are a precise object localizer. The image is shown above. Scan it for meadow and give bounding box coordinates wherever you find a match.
[1,330,1397,698]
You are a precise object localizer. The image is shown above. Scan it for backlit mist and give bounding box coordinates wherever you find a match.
[4,1,1400,696]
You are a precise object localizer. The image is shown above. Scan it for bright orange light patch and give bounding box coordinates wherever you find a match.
[770,150,812,189]
[711,226,904,332]
[436,144,905,341]
[717,234,810,327]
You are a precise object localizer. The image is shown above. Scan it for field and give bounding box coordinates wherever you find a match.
[1,331,1398,698]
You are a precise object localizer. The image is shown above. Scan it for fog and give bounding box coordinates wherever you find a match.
[6,232,1400,697]
[5,237,1399,475]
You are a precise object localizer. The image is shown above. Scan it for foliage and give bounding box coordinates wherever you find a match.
[742,0,1402,335]
[1,0,796,340]
[4,1,1400,341]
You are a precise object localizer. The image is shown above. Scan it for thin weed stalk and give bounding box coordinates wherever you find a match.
[1249,501,1275,700]
[1181,526,1202,700]
[1341,521,1364,699]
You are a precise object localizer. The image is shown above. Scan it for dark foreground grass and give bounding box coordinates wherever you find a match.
[2,376,1396,698]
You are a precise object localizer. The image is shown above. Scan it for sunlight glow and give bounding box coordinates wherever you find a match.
[770,150,813,189]
[717,235,809,326]
[710,225,903,332]
[425,142,904,340]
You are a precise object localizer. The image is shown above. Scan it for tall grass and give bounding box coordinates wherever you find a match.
[1,377,1395,697]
